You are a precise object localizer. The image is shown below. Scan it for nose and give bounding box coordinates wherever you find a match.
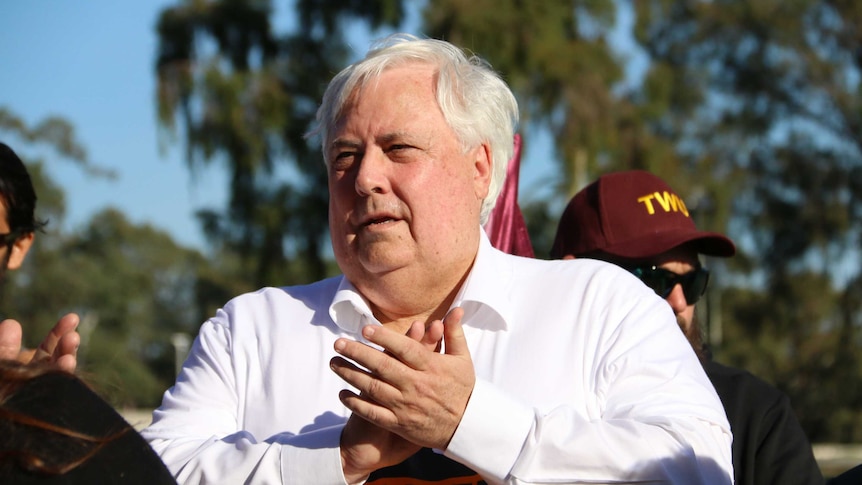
[665,283,690,315]
[354,148,388,196]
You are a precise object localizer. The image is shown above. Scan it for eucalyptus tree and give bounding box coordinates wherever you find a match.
[632,0,862,442]
[154,0,404,288]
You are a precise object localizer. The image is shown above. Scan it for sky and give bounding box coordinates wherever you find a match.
[1,1,235,251]
[0,1,595,253]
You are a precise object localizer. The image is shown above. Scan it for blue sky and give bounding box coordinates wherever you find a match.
[0,1,571,253]
[1,1,229,251]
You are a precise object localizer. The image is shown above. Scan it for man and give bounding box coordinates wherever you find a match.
[0,142,79,372]
[143,35,733,484]
[551,170,823,485]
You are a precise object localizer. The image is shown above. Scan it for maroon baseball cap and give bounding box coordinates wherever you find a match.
[550,170,736,260]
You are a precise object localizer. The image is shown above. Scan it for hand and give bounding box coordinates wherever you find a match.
[0,313,80,372]
[332,307,475,479]
[335,314,448,483]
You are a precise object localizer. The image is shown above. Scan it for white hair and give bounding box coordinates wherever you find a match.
[311,33,519,224]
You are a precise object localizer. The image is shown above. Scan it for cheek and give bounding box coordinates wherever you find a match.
[328,182,353,236]
[679,307,696,328]
[328,174,354,210]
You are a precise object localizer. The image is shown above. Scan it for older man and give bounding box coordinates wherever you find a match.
[0,142,79,372]
[551,170,823,485]
[143,35,733,484]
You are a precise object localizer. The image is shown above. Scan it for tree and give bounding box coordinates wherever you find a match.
[1,109,212,407]
[630,0,862,442]
[425,0,623,196]
[152,0,862,442]
[154,0,405,290]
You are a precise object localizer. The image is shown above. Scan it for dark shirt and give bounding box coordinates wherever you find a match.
[827,464,862,484]
[368,447,484,484]
[705,359,823,485]
[0,371,176,484]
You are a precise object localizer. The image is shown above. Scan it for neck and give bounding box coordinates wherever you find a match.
[360,257,474,333]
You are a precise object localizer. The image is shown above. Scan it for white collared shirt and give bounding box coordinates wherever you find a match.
[143,230,732,484]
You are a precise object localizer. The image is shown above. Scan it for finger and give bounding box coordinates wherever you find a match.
[330,355,399,403]
[338,389,398,428]
[359,325,430,371]
[404,320,443,352]
[334,336,408,376]
[422,319,444,352]
[330,354,374,386]
[442,307,470,357]
[404,321,425,342]
[0,319,23,361]
[54,354,77,373]
[33,313,80,362]
[52,332,80,373]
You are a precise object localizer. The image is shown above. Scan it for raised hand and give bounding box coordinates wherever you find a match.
[333,309,457,483]
[0,313,80,372]
[331,307,474,481]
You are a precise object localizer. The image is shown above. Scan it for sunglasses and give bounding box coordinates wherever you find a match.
[626,264,710,305]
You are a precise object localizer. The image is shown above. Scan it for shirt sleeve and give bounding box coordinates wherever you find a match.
[141,316,349,485]
[445,289,734,484]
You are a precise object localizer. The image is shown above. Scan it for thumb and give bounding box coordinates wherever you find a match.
[442,307,470,357]
[0,319,24,361]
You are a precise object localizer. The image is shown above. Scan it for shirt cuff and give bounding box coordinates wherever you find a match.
[280,424,350,484]
[444,379,534,482]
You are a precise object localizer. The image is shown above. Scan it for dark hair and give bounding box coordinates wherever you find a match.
[0,143,47,242]
[0,361,128,475]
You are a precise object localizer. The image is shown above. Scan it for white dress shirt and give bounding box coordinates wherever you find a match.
[143,230,733,484]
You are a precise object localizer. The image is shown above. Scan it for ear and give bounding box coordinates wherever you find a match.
[562,254,576,260]
[6,232,34,270]
[472,142,492,200]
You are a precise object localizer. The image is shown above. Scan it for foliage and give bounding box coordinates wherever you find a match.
[0,107,117,181]
[148,0,862,443]
[425,0,623,196]
[154,0,406,291]
[630,0,862,443]
[5,203,210,407]
[1,112,210,408]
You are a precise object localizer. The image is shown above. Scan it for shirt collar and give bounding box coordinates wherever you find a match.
[328,229,513,334]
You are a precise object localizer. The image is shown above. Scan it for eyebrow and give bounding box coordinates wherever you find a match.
[330,131,413,150]
[330,139,362,151]
[378,132,411,144]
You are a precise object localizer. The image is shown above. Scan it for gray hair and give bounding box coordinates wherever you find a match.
[312,33,519,224]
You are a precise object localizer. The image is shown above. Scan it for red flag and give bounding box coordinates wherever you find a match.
[483,134,535,258]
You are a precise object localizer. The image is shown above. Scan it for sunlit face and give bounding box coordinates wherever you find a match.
[650,245,702,336]
[0,197,34,285]
[326,65,491,300]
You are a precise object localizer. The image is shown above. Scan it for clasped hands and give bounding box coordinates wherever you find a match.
[330,307,475,483]
[0,313,80,372]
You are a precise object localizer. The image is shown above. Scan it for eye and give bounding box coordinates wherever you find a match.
[385,144,417,161]
[331,151,358,171]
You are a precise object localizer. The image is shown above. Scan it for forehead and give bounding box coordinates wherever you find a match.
[329,66,450,156]
[651,244,700,267]
[345,65,437,116]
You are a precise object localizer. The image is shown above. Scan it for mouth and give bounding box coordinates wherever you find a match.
[364,216,396,227]
[355,212,400,230]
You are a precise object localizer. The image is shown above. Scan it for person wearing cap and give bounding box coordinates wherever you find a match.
[551,169,823,485]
